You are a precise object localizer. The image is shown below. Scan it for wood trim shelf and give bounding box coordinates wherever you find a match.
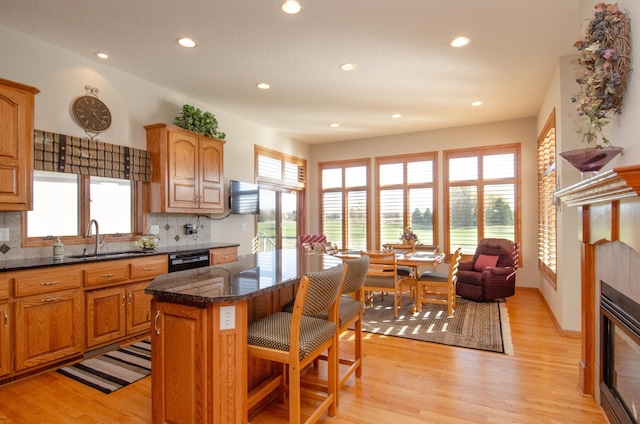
[555,164,640,207]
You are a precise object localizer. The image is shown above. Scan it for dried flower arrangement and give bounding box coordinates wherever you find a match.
[572,3,631,147]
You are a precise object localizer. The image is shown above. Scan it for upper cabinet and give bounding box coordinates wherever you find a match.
[0,78,39,211]
[145,123,225,214]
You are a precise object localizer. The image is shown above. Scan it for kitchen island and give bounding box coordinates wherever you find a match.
[145,249,343,424]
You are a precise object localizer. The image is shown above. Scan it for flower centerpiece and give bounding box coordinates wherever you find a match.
[136,234,159,251]
[400,227,418,245]
[572,3,631,146]
[564,2,631,173]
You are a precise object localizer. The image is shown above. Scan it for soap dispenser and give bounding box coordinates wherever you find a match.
[53,237,64,260]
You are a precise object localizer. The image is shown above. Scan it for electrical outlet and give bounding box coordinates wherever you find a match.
[150,225,160,235]
[185,223,196,235]
[0,228,8,242]
[220,305,235,330]
[241,223,247,231]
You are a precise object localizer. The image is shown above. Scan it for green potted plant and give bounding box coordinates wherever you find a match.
[563,3,630,173]
[174,104,226,140]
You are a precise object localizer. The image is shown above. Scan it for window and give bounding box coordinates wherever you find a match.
[319,159,370,250]
[255,146,306,251]
[538,111,557,287]
[24,130,149,246]
[376,153,436,248]
[444,144,520,256]
[26,171,137,242]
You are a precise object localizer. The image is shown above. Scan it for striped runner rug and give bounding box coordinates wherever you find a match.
[56,339,151,393]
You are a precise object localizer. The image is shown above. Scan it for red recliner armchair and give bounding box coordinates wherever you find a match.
[456,238,519,301]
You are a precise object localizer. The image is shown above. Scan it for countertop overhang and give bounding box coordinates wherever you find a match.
[145,249,344,304]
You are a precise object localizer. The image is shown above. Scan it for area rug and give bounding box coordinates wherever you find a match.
[56,339,151,393]
[360,296,513,354]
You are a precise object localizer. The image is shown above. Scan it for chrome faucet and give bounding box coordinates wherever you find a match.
[85,219,102,255]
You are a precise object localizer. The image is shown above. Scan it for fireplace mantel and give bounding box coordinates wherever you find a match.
[556,164,640,397]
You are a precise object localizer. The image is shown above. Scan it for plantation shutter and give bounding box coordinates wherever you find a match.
[537,112,557,284]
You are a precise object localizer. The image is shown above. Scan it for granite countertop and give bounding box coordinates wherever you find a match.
[0,242,239,272]
[145,249,344,304]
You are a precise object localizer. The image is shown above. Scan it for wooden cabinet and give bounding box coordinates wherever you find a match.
[146,123,225,213]
[0,279,10,377]
[0,78,39,211]
[85,256,166,348]
[13,266,83,371]
[210,246,238,265]
[151,299,208,424]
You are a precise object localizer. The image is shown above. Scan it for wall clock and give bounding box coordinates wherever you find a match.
[72,85,112,137]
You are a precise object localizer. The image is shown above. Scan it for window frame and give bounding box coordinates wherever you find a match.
[318,158,371,251]
[443,143,521,259]
[255,146,307,251]
[537,110,557,288]
[21,172,145,247]
[375,152,438,250]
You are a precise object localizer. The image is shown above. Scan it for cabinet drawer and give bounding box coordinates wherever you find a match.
[84,260,130,287]
[131,256,168,279]
[0,278,9,300]
[14,267,82,297]
[210,247,238,265]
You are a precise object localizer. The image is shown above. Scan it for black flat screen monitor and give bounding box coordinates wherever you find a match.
[229,180,260,214]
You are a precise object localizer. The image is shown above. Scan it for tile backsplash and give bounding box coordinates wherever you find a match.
[0,211,212,260]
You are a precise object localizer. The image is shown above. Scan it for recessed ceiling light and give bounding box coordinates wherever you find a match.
[471,101,483,107]
[95,52,109,59]
[281,0,302,14]
[391,114,402,118]
[450,36,471,48]
[330,123,340,128]
[177,37,197,48]
[256,83,271,90]
[340,63,357,71]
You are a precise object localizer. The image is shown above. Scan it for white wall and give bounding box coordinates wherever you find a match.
[536,0,640,332]
[0,25,309,256]
[309,118,540,287]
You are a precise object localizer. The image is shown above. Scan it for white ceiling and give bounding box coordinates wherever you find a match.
[0,0,581,145]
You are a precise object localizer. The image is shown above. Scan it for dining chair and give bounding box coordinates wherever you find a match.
[361,251,402,318]
[247,264,346,424]
[416,247,462,317]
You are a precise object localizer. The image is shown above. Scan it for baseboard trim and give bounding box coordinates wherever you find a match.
[528,287,581,338]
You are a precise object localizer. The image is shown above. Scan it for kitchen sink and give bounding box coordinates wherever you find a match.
[68,250,154,260]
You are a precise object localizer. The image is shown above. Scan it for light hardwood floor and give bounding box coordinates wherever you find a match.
[0,289,607,423]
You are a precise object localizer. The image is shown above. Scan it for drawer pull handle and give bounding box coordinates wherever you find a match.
[41,296,60,303]
[40,281,59,286]
[143,267,156,271]
[128,292,132,304]
[122,293,126,306]
[3,310,7,328]
[100,273,115,278]
[154,310,161,335]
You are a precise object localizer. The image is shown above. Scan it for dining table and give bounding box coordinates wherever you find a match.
[334,249,446,312]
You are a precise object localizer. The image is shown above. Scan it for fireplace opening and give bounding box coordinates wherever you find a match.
[600,282,640,424]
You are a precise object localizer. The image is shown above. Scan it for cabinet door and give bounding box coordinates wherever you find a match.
[86,286,126,348]
[168,130,199,209]
[15,289,83,371]
[151,299,207,424]
[0,302,10,377]
[0,79,38,210]
[199,138,224,212]
[126,282,152,335]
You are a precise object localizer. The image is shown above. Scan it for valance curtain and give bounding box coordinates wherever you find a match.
[33,129,151,182]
